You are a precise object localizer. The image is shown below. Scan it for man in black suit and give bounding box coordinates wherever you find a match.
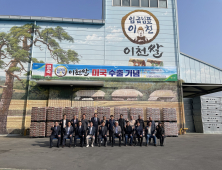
[81,114,88,145]
[86,121,96,147]
[98,121,108,147]
[60,114,69,145]
[74,121,85,147]
[118,114,125,141]
[124,121,133,146]
[50,122,61,148]
[91,113,100,145]
[62,121,73,148]
[108,115,115,143]
[102,116,109,127]
[71,115,78,130]
[137,115,145,130]
[134,121,143,147]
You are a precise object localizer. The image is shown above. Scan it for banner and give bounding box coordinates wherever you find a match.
[32,63,177,81]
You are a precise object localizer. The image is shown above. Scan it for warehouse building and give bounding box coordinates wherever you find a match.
[0,0,222,135]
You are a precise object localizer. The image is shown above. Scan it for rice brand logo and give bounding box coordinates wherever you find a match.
[121,10,159,45]
[55,66,67,77]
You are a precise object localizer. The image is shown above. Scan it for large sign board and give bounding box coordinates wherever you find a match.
[32,63,177,81]
[121,10,160,45]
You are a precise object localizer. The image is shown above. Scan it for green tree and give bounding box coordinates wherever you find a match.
[0,24,80,134]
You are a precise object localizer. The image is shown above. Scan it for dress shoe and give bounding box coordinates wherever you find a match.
[154,144,157,147]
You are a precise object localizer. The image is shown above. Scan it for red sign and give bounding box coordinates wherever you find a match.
[92,69,107,77]
[44,64,53,77]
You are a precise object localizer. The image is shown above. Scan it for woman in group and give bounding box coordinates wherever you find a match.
[156,122,165,146]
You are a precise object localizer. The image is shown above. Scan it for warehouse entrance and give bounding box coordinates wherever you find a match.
[183,83,222,134]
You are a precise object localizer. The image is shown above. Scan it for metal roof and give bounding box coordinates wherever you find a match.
[0,15,105,24]
[180,52,222,71]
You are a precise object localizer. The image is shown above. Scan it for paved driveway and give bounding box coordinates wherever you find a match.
[0,134,222,170]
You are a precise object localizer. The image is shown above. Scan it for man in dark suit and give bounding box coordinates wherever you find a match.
[133,121,143,147]
[112,121,122,147]
[156,122,165,146]
[137,115,145,129]
[50,122,61,148]
[81,114,88,145]
[118,114,125,141]
[91,113,100,145]
[102,116,109,127]
[62,121,73,148]
[71,115,78,130]
[74,121,85,147]
[86,121,96,147]
[124,121,133,146]
[108,115,115,143]
[145,121,156,146]
[60,114,69,145]
[98,121,108,147]
[148,116,156,144]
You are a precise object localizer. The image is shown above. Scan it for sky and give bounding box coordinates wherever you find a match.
[0,0,222,69]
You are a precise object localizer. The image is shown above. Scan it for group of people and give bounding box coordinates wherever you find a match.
[49,113,165,148]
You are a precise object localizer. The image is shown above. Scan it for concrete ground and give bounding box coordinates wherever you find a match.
[0,134,222,170]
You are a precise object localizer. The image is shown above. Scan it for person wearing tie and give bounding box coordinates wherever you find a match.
[86,121,95,147]
[102,116,109,127]
[148,116,156,144]
[60,114,69,145]
[91,113,100,145]
[133,121,143,147]
[118,114,126,141]
[98,121,108,147]
[112,121,122,147]
[81,114,88,145]
[137,115,145,130]
[108,115,115,143]
[74,121,85,147]
[71,115,78,130]
[124,121,133,146]
[62,121,73,148]
[50,122,61,148]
